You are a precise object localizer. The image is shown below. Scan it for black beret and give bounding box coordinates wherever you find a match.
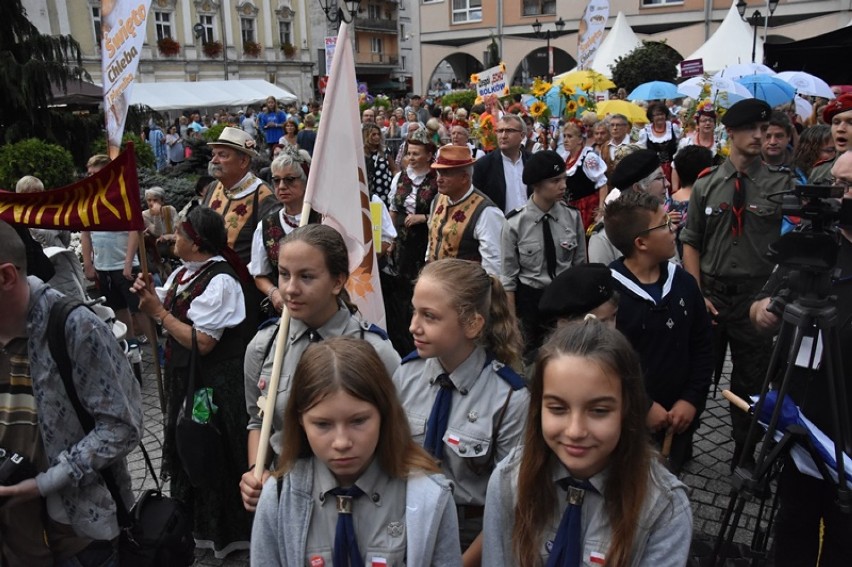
[523,150,566,187]
[539,263,614,319]
[609,149,659,190]
[721,98,772,128]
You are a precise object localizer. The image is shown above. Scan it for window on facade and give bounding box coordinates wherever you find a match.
[401,55,407,70]
[91,6,102,46]
[452,0,482,23]
[200,15,215,43]
[371,37,383,53]
[400,23,406,38]
[154,11,172,40]
[278,21,292,45]
[241,17,255,43]
[522,0,555,16]
[367,4,381,19]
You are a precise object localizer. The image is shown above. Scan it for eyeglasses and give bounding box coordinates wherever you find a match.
[495,128,522,135]
[634,214,674,238]
[272,175,301,187]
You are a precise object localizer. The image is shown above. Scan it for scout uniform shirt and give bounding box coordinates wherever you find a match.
[501,198,587,292]
[244,307,401,455]
[392,347,529,506]
[305,459,406,565]
[680,157,791,281]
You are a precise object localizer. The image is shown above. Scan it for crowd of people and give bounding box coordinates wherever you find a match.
[1,84,851,567]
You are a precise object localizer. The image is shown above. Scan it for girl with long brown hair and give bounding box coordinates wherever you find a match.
[483,318,692,566]
[251,337,461,566]
[393,258,529,566]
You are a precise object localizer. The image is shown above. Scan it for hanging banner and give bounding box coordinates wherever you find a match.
[101,0,152,158]
[471,63,509,98]
[0,146,144,231]
[577,0,610,71]
[325,36,337,76]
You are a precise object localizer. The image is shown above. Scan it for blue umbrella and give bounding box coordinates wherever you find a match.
[735,75,796,108]
[627,81,686,102]
[544,84,565,118]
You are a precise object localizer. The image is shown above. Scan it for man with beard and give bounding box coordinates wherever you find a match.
[681,99,794,471]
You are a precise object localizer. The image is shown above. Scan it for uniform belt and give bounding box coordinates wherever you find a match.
[456,504,485,520]
[702,275,765,296]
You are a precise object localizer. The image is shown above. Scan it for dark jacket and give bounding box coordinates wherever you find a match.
[472,148,530,213]
[610,260,713,410]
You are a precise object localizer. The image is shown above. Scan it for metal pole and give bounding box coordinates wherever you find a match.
[751,23,757,63]
[220,1,229,79]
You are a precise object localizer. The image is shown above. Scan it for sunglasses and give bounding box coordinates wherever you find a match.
[272,175,302,187]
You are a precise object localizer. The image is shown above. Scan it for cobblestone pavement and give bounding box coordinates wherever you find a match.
[129,349,769,566]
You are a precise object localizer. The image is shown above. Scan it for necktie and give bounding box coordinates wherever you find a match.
[307,328,323,343]
[542,214,558,280]
[731,173,745,238]
[545,479,594,567]
[330,485,366,567]
[423,373,455,460]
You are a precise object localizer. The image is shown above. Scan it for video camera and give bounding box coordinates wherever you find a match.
[766,183,852,311]
[0,448,36,487]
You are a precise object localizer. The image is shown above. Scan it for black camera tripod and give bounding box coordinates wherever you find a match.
[709,264,852,566]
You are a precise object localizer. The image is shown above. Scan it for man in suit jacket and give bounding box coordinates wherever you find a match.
[473,114,531,213]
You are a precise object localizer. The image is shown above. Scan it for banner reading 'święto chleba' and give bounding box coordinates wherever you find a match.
[101,0,152,158]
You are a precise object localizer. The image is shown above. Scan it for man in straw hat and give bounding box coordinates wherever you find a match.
[201,126,279,266]
[425,145,505,275]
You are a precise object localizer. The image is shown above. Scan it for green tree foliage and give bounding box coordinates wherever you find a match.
[442,90,477,110]
[611,41,683,94]
[0,138,75,190]
[0,0,88,143]
[91,133,156,170]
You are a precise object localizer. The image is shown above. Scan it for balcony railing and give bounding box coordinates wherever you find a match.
[354,17,397,32]
[356,53,399,65]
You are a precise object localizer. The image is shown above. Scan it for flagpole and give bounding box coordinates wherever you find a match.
[252,199,314,479]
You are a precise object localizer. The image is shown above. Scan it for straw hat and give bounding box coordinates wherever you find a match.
[431,145,476,169]
[208,126,258,158]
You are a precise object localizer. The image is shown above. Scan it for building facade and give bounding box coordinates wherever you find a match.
[417,0,852,92]
[23,0,415,103]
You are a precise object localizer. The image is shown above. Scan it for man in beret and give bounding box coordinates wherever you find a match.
[809,93,852,185]
[426,145,505,275]
[500,150,586,358]
[680,98,794,471]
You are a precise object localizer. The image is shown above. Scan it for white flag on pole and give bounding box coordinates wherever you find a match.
[304,22,386,328]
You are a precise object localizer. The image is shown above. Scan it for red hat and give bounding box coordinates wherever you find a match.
[431,145,476,169]
[823,94,852,124]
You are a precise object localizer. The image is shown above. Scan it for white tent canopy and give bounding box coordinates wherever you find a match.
[684,1,763,75]
[129,79,297,111]
[587,12,642,78]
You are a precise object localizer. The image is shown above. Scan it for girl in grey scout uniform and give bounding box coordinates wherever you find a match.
[251,337,461,567]
[482,319,692,567]
[393,258,530,565]
[240,225,400,511]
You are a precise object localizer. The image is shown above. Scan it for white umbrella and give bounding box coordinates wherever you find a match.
[794,95,813,121]
[776,71,836,99]
[679,76,754,107]
[714,63,776,80]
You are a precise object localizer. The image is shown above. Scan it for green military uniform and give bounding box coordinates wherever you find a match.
[808,153,840,185]
[680,156,793,459]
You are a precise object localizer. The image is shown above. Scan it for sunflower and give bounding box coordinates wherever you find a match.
[566,100,579,115]
[499,63,507,72]
[577,95,587,107]
[531,78,552,98]
[529,100,548,118]
[560,84,575,98]
[470,73,480,84]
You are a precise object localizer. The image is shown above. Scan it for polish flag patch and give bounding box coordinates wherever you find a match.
[447,434,461,446]
[371,557,388,566]
[309,556,324,567]
[589,551,606,564]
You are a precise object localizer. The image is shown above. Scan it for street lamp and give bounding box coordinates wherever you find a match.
[737,0,779,63]
[532,17,566,82]
[318,0,362,25]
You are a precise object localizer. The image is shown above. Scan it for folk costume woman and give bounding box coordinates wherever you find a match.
[131,206,253,558]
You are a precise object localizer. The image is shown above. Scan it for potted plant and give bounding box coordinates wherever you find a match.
[281,41,296,59]
[157,36,181,57]
[203,40,223,58]
[243,40,261,58]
